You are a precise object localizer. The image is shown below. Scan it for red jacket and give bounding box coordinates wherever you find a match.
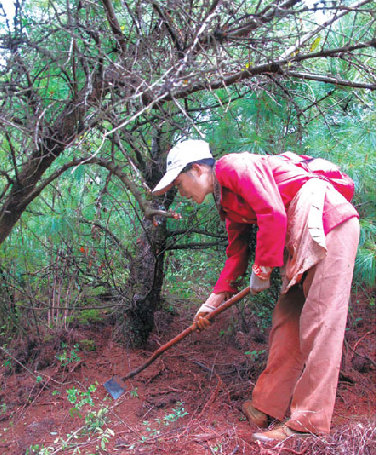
[213,153,358,294]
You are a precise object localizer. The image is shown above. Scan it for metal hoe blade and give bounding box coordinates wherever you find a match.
[103,378,126,399]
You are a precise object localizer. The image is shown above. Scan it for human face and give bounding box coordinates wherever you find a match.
[174,164,213,204]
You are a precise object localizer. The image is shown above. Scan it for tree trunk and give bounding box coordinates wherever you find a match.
[0,76,104,245]
[114,214,167,347]
[114,132,172,347]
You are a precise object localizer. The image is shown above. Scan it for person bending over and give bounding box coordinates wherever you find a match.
[152,139,359,442]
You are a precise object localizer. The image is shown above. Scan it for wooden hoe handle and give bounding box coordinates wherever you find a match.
[122,286,251,380]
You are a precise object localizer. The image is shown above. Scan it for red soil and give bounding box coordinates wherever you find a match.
[0,293,375,455]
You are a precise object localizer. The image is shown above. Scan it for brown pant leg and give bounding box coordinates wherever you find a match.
[287,217,359,434]
[252,217,359,429]
[252,285,306,420]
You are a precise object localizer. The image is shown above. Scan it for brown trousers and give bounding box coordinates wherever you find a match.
[252,217,360,434]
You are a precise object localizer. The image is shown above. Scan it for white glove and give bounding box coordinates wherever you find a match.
[250,265,272,295]
[193,293,226,330]
[194,302,217,318]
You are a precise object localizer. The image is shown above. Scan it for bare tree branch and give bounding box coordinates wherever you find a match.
[100,0,127,53]
[0,0,375,246]
[283,70,375,89]
[166,241,226,251]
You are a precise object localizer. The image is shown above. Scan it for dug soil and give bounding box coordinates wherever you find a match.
[0,292,375,455]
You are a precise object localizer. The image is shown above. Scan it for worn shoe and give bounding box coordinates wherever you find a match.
[252,424,311,442]
[241,401,269,428]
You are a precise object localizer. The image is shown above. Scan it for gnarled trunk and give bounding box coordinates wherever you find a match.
[114,133,172,347]
[114,215,167,347]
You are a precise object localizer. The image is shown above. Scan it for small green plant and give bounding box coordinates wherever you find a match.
[56,343,81,367]
[78,338,96,351]
[130,387,139,398]
[95,427,115,452]
[132,402,188,449]
[162,402,188,425]
[211,443,223,453]
[67,383,97,410]
[3,358,12,370]
[25,444,53,455]
[52,423,113,454]
[44,385,115,454]
[84,407,109,433]
[142,420,161,438]
[353,317,363,327]
[67,386,79,405]
[80,383,97,406]
[219,325,233,337]
[254,305,273,330]
[245,350,266,362]
[25,444,39,455]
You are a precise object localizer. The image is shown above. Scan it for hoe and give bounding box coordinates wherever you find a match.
[104,286,250,399]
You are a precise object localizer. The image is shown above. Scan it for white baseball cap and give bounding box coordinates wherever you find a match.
[152,139,213,195]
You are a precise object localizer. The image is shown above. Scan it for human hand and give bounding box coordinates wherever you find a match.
[250,265,272,295]
[193,293,226,330]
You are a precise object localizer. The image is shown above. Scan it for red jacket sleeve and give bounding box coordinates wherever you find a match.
[217,155,287,268]
[213,220,251,294]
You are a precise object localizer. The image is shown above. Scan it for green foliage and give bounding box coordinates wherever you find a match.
[130,387,139,398]
[23,382,115,453]
[2,9,372,455]
[161,402,188,424]
[245,350,266,362]
[56,344,81,368]
[0,0,374,347]
[354,220,376,288]
[205,82,375,292]
[84,407,109,434]
[78,338,97,352]
[2,358,12,371]
[163,76,375,333]
[76,310,103,325]
[67,383,97,409]
[25,444,52,455]
[129,402,188,449]
[206,91,293,155]
[301,101,376,288]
